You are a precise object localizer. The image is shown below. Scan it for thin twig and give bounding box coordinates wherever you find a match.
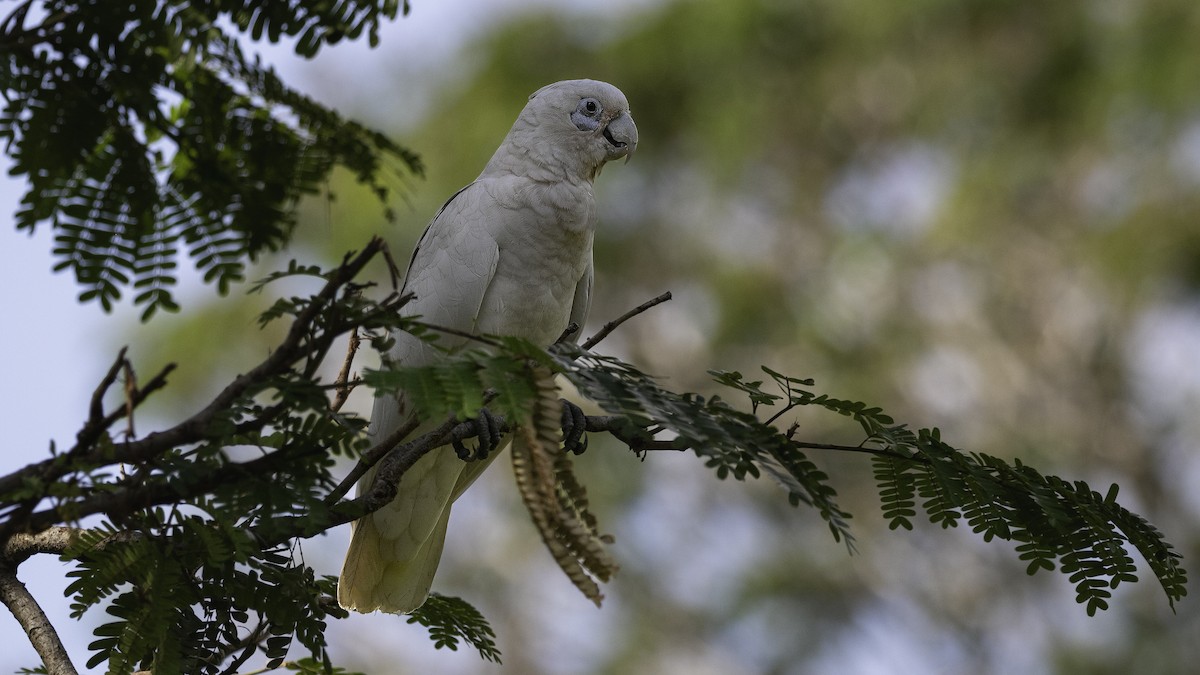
[88,347,127,425]
[794,441,921,463]
[379,240,404,290]
[235,662,296,675]
[413,320,504,349]
[583,415,686,453]
[581,291,672,350]
[215,620,269,675]
[555,322,580,344]
[330,329,361,413]
[122,358,138,439]
[0,356,174,537]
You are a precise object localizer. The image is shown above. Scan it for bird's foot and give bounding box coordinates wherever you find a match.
[453,408,503,461]
[561,399,589,455]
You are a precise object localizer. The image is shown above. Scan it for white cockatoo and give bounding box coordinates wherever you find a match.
[338,79,637,614]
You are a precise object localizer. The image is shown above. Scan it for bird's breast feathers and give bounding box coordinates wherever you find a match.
[473,176,594,343]
[399,176,594,349]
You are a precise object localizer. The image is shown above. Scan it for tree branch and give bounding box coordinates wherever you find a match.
[2,527,142,566]
[583,415,685,453]
[581,291,672,350]
[2,527,85,565]
[324,414,424,505]
[0,239,391,538]
[0,563,79,675]
[330,329,362,413]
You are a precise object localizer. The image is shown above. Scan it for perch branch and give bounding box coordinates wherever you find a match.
[324,413,424,505]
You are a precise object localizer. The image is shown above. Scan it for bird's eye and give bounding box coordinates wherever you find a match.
[571,98,603,131]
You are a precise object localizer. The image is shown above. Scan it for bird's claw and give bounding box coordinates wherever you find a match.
[453,408,503,461]
[560,399,589,455]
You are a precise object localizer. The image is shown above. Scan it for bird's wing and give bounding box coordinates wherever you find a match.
[567,260,593,343]
[399,182,502,338]
[339,182,502,614]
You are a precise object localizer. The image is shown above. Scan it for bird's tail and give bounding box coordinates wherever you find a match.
[337,443,458,614]
[338,488,452,613]
[337,443,502,614]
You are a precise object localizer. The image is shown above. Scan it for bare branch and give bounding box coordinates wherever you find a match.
[0,239,388,536]
[581,291,672,350]
[0,358,158,500]
[555,322,580,344]
[379,239,405,290]
[0,563,79,675]
[2,527,141,566]
[330,329,362,413]
[88,346,127,425]
[2,527,84,565]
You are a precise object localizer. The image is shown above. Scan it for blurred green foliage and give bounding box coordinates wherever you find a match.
[96,0,1200,673]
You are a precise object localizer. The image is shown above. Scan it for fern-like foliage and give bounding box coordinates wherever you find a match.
[0,248,411,673]
[1,1,419,318]
[555,346,856,547]
[368,337,1186,615]
[406,593,502,663]
[64,518,346,674]
[869,440,1187,615]
[56,384,363,672]
[0,254,1188,673]
[714,365,1188,616]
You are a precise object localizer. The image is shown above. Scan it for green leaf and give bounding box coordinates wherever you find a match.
[407,594,502,663]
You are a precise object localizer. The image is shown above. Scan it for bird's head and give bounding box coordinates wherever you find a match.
[494,79,638,182]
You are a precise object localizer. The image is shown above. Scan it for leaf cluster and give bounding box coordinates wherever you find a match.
[869,434,1187,615]
[0,0,419,318]
[0,262,1187,672]
[359,336,1188,616]
[406,593,502,663]
[712,366,1188,616]
[0,244,426,673]
[557,347,855,547]
[64,518,344,674]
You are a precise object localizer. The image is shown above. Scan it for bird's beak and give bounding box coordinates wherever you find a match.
[602,112,638,163]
